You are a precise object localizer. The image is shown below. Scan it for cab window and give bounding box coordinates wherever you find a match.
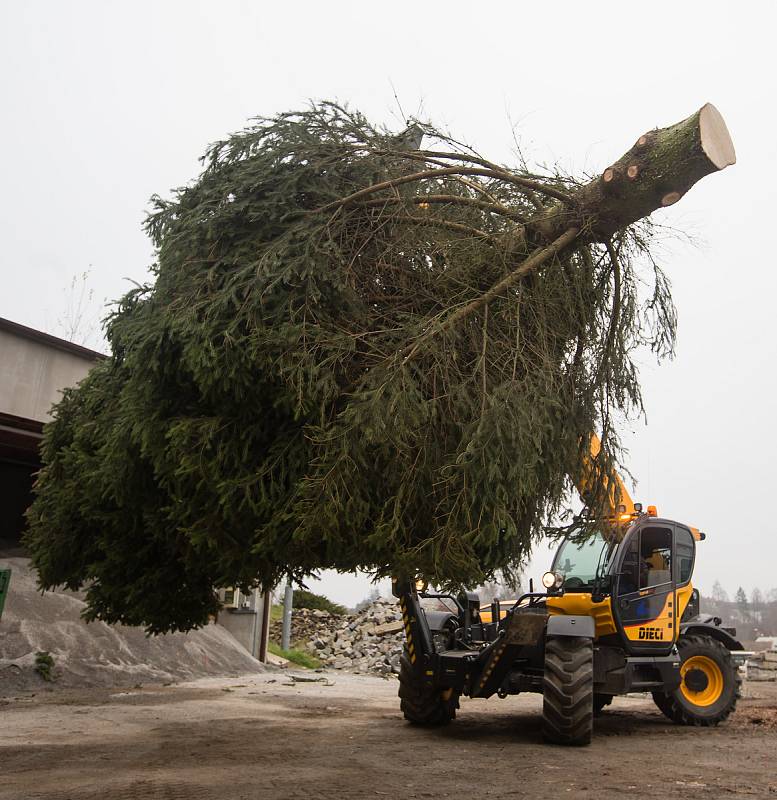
[618,526,673,593]
[640,527,672,587]
[552,531,611,591]
[675,527,695,585]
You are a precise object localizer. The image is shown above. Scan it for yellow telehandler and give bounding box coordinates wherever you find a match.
[394,436,742,745]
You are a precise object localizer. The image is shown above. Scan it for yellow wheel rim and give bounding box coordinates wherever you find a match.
[680,655,724,707]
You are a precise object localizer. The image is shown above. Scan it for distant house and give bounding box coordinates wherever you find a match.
[0,317,103,553]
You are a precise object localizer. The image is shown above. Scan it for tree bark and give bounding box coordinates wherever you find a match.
[530,103,735,243]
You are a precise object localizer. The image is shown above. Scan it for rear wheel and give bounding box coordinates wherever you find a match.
[542,636,594,745]
[651,634,741,726]
[398,649,459,725]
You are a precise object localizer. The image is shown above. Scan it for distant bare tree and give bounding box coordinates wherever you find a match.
[701,588,777,639]
[735,586,750,623]
[53,268,103,349]
[752,587,764,612]
[354,586,382,612]
[478,570,523,601]
[712,580,729,604]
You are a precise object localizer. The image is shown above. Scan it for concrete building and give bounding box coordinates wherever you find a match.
[217,586,272,660]
[0,317,103,552]
[0,317,270,659]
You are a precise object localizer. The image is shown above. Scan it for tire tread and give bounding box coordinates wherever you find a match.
[542,636,593,746]
[651,634,741,726]
[398,651,459,726]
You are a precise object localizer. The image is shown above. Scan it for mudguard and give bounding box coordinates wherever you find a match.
[680,621,744,651]
[424,610,459,632]
[546,615,595,639]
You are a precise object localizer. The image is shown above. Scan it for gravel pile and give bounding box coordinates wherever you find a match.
[0,557,267,694]
[271,599,405,676]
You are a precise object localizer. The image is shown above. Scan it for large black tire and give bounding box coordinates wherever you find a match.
[542,636,594,746]
[651,688,677,721]
[398,650,459,725]
[651,634,741,726]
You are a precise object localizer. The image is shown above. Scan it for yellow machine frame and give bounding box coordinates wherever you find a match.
[482,434,699,644]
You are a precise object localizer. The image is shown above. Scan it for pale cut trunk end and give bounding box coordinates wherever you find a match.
[699,103,736,169]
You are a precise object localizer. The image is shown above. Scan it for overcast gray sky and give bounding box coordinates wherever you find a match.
[1,1,775,606]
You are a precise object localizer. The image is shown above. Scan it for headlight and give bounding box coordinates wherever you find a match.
[541,571,563,590]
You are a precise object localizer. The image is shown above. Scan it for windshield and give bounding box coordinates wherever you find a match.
[552,531,612,591]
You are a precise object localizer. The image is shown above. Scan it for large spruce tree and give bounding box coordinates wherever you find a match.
[25,102,734,632]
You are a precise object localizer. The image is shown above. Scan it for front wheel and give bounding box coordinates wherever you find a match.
[542,636,594,745]
[652,634,741,726]
[398,650,459,725]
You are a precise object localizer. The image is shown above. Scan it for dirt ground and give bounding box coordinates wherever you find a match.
[1,672,776,800]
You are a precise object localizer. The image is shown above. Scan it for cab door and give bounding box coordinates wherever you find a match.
[612,522,677,655]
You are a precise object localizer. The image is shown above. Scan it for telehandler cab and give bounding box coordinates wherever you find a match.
[394,441,743,745]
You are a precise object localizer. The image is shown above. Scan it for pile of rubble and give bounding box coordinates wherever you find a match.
[747,648,777,681]
[270,598,405,676]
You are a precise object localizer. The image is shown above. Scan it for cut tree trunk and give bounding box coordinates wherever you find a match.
[419,104,735,363]
[530,103,736,244]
